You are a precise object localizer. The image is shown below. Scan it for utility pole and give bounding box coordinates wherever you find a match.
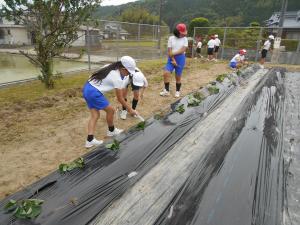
[157,0,162,51]
[278,0,288,37]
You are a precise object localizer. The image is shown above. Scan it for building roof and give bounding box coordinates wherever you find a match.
[266,10,300,28]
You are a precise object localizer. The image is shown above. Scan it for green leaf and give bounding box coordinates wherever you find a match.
[136,121,146,130]
[58,158,85,173]
[106,139,120,151]
[187,92,205,107]
[208,86,220,95]
[216,74,227,82]
[4,199,17,212]
[176,104,185,114]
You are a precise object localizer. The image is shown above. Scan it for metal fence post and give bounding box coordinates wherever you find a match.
[221,27,227,60]
[255,27,263,62]
[138,22,141,41]
[297,39,300,53]
[86,25,91,71]
[192,27,196,58]
[116,23,120,61]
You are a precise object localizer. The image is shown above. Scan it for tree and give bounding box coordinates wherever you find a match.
[2,0,100,88]
[188,17,210,37]
[120,7,159,24]
[250,21,260,27]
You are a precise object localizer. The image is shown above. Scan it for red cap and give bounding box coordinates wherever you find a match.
[176,23,187,36]
[239,49,247,55]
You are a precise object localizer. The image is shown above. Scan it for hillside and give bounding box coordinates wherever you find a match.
[93,0,300,28]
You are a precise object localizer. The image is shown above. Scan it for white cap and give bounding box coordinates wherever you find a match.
[215,34,218,37]
[132,71,145,87]
[268,35,275,40]
[120,56,136,75]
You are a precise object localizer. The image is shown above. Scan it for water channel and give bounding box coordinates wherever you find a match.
[0,53,99,84]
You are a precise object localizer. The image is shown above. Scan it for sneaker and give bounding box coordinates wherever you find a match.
[120,110,127,120]
[107,128,123,137]
[175,91,180,98]
[160,89,170,96]
[85,138,103,148]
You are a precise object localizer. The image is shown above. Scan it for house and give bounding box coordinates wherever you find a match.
[103,22,129,40]
[0,17,32,45]
[266,10,300,39]
[0,17,103,47]
[72,26,104,47]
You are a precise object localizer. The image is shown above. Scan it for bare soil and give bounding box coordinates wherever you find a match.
[0,60,231,199]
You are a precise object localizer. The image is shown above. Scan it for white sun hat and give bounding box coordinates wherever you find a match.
[215,34,218,37]
[268,35,275,40]
[132,71,146,87]
[120,56,136,75]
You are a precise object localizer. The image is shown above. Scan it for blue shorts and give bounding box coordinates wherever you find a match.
[82,82,109,110]
[229,62,237,68]
[165,54,186,76]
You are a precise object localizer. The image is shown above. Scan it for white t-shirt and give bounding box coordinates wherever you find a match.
[230,54,244,63]
[197,41,202,48]
[207,39,216,48]
[215,38,221,47]
[167,36,188,54]
[124,68,148,87]
[89,69,127,93]
[263,40,271,50]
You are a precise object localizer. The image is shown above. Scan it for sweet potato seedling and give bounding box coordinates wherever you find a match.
[4,199,44,219]
[59,157,85,173]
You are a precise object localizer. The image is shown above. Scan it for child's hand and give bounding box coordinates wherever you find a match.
[171,60,178,67]
[129,109,138,116]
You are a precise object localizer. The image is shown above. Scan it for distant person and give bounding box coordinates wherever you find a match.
[196,39,203,58]
[207,35,216,61]
[214,34,221,60]
[229,49,247,69]
[260,35,275,68]
[82,56,138,148]
[160,23,188,98]
[120,69,148,120]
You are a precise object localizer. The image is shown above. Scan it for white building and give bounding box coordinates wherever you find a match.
[0,17,103,47]
[0,18,32,45]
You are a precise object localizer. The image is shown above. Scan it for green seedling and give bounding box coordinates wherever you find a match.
[105,139,120,151]
[59,157,85,173]
[236,70,242,76]
[4,199,44,219]
[216,74,227,82]
[187,92,205,107]
[154,114,162,120]
[208,86,220,95]
[136,121,146,130]
[176,104,185,114]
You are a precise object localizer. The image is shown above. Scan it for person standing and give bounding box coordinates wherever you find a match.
[120,69,148,120]
[196,39,203,58]
[207,35,216,61]
[260,35,275,68]
[82,56,138,148]
[214,34,221,60]
[160,23,188,98]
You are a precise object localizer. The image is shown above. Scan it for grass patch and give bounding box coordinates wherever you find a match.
[0,71,90,107]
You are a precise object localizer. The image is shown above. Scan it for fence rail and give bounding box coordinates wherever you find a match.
[192,26,300,65]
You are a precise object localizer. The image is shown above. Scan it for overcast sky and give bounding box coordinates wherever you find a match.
[0,0,140,7]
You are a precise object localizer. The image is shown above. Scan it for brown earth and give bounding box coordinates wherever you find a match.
[0,60,231,199]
